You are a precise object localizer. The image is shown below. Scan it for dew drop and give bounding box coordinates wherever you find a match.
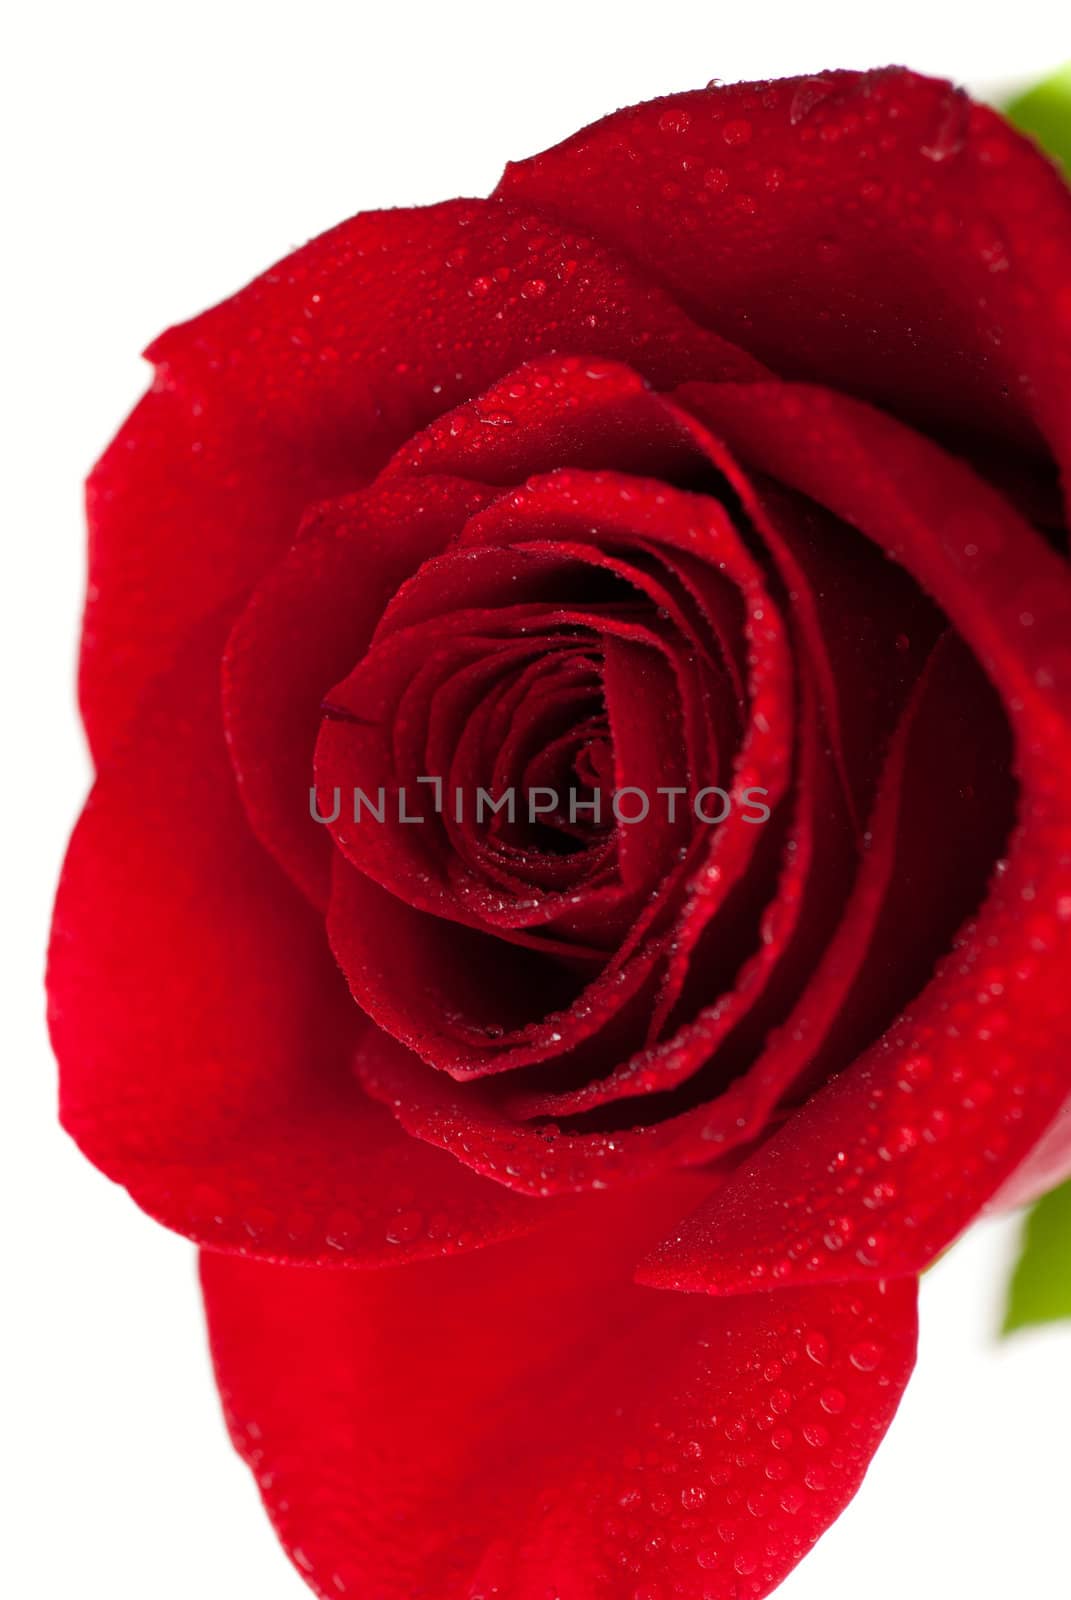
[722,119,752,146]
[385,1209,424,1245]
[849,1341,883,1372]
[658,108,692,134]
[325,1210,363,1252]
[970,220,1011,273]
[804,1331,830,1365]
[921,91,968,162]
[789,77,835,126]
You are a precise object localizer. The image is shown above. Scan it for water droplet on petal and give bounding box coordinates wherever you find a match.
[790,77,836,126]
[722,119,752,147]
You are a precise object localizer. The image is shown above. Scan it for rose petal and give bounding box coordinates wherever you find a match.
[48,611,560,1263]
[383,353,711,486]
[223,474,495,906]
[639,381,1071,1289]
[201,1178,916,1600]
[330,855,667,1080]
[84,204,757,763]
[498,69,1071,472]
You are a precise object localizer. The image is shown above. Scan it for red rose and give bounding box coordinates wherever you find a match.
[49,67,1071,1598]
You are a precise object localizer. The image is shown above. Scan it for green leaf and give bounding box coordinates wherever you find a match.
[1004,62,1071,176]
[1002,1178,1071,1335]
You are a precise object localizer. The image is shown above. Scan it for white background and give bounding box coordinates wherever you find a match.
[3,2,1069,1596]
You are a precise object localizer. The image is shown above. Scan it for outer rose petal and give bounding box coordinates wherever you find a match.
[48,611,564,1265]
[497,68,1071,471]
[639,381,1071,1292]
[201,1178,917,1600]
[83,200,758,764]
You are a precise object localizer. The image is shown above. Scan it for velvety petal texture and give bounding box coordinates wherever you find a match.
[497,69,1071,471]
[83,203,757,765]
[202,1181,917,1600]
[49,616,563,1265]
[50,63,1071,1600]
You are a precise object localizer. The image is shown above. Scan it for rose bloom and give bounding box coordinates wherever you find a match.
[49,67,1071,1599]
